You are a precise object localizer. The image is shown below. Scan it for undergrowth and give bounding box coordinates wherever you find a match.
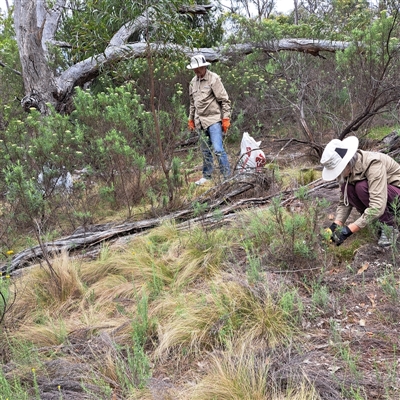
[0,187,399,399]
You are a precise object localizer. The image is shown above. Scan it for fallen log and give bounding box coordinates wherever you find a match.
[0,174,334,275]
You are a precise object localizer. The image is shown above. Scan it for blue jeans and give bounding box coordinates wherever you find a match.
[200,122,231,179]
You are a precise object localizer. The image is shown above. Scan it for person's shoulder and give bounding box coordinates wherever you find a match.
[206,70,222,83]
[360,150,389,165]
[207,69,219,77]
[189,76,197,86]
[360,149,379,158]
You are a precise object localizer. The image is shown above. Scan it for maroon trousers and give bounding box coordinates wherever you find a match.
[342,180,400,226]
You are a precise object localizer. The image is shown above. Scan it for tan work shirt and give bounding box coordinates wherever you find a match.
[189,69,231,130]
[336,150,400,229]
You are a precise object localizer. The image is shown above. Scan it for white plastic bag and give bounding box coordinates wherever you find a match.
[238,132,266,171]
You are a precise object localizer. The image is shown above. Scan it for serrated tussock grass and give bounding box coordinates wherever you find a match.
[7,251,85,324]
[171,226,234,288]
[154,275,294,360]
[190,342,320,400]
[1,218,301,398]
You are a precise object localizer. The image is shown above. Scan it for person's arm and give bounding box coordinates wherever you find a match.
[188,80,196,121]
[342,222,360,233]
[334,191,353,229]
[211,76,231,119]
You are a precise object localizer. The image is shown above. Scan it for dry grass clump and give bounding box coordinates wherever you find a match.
[13,315,68,346]
[190,343,321,400]
[7,251,85,324]
[79,239,173,289]
[154,275,293,360]
[79,223,180,296]
[171,226,234,288]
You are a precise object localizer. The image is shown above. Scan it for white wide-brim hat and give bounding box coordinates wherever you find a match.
[186,54,211,69]
[320,136,359,181]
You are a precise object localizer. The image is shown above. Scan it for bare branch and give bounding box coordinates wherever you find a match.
[178,4,213,14]
[0,60,22,76]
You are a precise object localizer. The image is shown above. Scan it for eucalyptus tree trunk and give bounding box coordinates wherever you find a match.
[14,0,65,114]
[294,0,299,24]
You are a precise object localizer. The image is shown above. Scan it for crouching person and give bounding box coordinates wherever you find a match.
[320,136,400,247]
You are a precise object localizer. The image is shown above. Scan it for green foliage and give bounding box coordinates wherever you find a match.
[4,162,45,224]
[367,126,400,141]
[0,367,28,400]
[243,240,262,284]
[279,288,304,324]
[0,12,25,156]
[113,292,153,394]
[58,0,221,66]
[311,281,330,312]
[182,0,224,47]
[297,169,317,186]
[267,196,322,264]
[130,292,152,387]
[329,319,361,378]
[72,81,185,200]
[236,193,329,271]
[377,265,399,301]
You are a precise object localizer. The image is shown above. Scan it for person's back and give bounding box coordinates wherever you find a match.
[350,150,400,186]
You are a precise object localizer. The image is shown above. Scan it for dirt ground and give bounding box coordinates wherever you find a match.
[257,135,400,399]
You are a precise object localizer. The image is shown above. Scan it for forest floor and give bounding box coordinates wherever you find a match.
[283,187,399,399]
[228,134,400,400]
[140,132,400,399]
[2,133,399,400]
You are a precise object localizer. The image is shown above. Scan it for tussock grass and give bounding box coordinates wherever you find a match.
[70,304,122,331]
[7,251,85,324]
[13,315,68,346]
[34,251,85,303]
[80,230,177,297]
[11,307,122,349]
[172,227,234,288]
[154,276,293,359]
[190,343,320,400]
[84,274,137,306]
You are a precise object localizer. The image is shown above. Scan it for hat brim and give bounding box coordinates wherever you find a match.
[322,136,359,181]
[186,62,210,69]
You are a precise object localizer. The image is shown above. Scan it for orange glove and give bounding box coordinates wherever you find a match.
[188,120,195,131]
[222,118,230,133]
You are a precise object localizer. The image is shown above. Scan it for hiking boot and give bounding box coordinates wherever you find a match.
[378,226,399,247]
[195,177,210,186]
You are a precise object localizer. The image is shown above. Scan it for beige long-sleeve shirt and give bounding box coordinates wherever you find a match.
[336,150,400,229]
[189,69,231,130]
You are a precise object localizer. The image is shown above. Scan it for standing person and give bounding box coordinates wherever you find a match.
[187,54,231,185]
[320,136,400,247]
